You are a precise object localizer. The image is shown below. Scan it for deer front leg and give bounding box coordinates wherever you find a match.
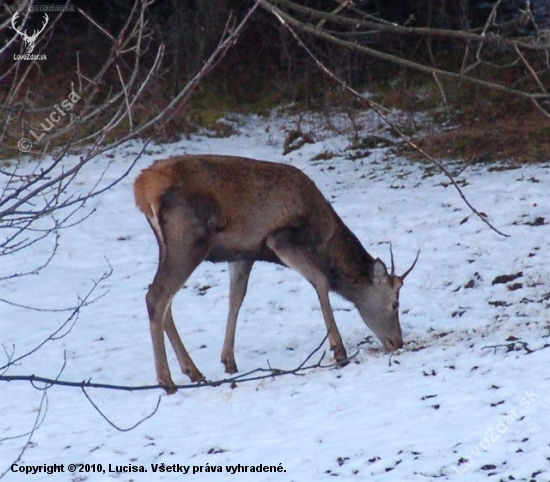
[221,260,254,374]
[266,233,348,365]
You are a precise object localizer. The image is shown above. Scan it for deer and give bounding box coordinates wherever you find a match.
[134,155,418,394]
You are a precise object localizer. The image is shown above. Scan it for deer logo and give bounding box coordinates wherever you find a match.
[11,12,49,54]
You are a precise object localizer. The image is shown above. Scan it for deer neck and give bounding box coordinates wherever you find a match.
[323,218,375,302]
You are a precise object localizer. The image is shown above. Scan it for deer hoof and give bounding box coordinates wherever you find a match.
[158,377,178,395]
[336,357,350,367]
[331,345,348,366]
[162,384,178,395]
[186,369,205,383]
[333,349,349,367]
[222,358,238,375]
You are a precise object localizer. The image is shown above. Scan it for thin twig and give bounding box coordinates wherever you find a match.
[260,0,550,119]
[81,389,162,432]
[265,2,510,238]
[0,265,112,371]
[0,352,69,480]
[0,390,48,480]
[0,334,337,392]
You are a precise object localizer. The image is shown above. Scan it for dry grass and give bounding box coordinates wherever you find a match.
[417,108,550,162]
[373,75,550,164]
[4,53,549,164]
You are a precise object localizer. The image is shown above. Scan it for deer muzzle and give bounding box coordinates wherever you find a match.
[383,336,404,351]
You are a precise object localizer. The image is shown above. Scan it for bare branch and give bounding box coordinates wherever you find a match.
[81,389,162,432]
[0,264,112,371]
[0,389,49,480]
[0,334,333,393]
[263,3,510,237]
[1,1,261,282]
[0,353,68,481]
[259,0,550,119]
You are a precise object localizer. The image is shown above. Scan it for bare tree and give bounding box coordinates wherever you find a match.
[258,0,550,117]
[1,0,260,279]
[0,0,261,473]
[256,0,550,237]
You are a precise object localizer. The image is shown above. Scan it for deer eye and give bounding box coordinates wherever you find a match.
[392,301,399,312]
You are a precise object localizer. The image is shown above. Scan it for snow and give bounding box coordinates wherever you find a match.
[1,111,549,481]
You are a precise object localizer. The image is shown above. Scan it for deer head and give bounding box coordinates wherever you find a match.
[11,12,49,54]
[355,246,419,351]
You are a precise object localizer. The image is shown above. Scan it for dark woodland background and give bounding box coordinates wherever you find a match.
[2,0,550,160]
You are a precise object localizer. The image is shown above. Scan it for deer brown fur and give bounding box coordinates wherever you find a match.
[135,155,417,394]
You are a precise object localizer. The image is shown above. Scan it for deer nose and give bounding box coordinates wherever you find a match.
[384,337,403,351]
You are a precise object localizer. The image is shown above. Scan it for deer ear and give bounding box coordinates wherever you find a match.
[371,259,388,284]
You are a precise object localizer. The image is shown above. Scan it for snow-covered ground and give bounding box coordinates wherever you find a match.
[2,111,549,481]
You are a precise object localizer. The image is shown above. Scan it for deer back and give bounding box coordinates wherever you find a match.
[134,155,338,262]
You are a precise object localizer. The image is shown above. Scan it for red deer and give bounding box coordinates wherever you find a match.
[134,155,418,393]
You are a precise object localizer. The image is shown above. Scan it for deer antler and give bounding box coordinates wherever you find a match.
[400,250,420,281]
[389,242,396,276]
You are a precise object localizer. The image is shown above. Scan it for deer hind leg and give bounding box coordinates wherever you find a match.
[221,260,254,374]
[146,241,208,393]
[266,231,348,365]
[145,194,215,393]
[164,306,204,383]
